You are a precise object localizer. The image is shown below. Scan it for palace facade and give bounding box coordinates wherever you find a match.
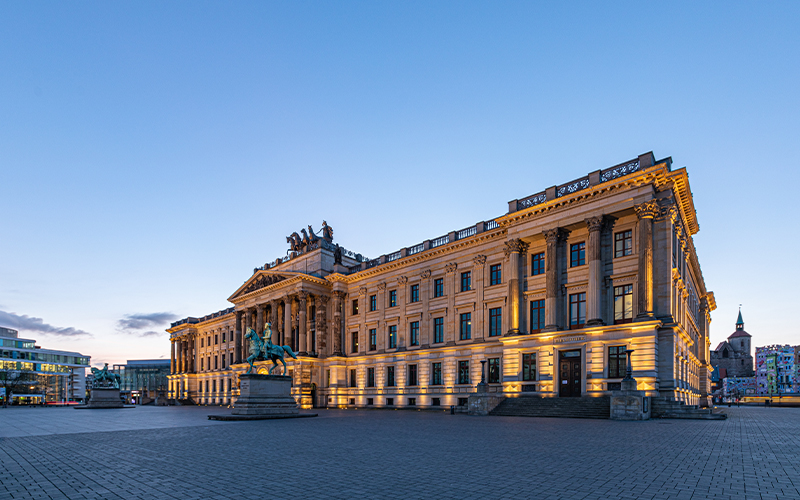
[167,151,716,409]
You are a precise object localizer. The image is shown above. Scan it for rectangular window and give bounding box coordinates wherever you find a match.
[388,325,397,349]
[432,397,440,406]
[369,295,377,312]
[201,358,204,371]
[230,353,233,365]
[352,299,359,315]
[410,321,419,346]
[608,346,627,378]
[389,290,397,307]
[460,271,472,292]
[488,307,502,337]
[215,335,219,345]
[222,332,226,343]
[386,366,395,387]
[522,353,536,381]
[349,369,356,387]
[367,367,375,387]
[614,285,634,324]
[433,317,444,344]
[434,278,444,298]
[408,397,416,406]
[531,252,545,276]
[410,284,419,303]
[490,264,502,285]
[570,242,586,267]
[432,362,442,385]
[201,338,204,348]
[459,312,471,340]
[458,360,470,384]
[351,332,358,353]
[214,356,218,369]
[222,356,226,369]
[386,397,394,406]
[569,292,586,329]
[408,364,418,386]
[488,358,500,384]
[367,398,373,405]
[615,230,633,258]
[530,299,545,333]
[369,328,377,351]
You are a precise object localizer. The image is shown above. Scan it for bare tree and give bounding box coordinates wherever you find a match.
[0,370,38,407]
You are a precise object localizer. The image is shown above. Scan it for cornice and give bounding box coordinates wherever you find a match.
[339,228,507,283]
[228,270,331,304]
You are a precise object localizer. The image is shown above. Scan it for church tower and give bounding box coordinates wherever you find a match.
[728,308,751,358]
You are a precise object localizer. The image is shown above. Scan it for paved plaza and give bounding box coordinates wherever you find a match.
[1,406,799,500]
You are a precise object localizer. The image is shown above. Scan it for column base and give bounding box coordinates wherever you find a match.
[586,318,604,326]
[504,328,521,336]
[542,325,560,333]
[634,313,655,322]
[332,351,343,357]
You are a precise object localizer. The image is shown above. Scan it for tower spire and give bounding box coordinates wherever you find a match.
[736,305,744,330]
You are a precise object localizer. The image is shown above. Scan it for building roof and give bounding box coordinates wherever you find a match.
[729,329,751,339]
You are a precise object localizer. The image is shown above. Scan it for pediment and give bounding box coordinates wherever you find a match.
[228,271,298,302]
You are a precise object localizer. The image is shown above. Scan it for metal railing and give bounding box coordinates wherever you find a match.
[430,235,449,248]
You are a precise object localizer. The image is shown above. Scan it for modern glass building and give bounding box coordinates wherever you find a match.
[112,359,170,404]
[0,326,90,404]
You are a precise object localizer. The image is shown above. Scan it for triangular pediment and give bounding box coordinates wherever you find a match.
[228,271,299,302]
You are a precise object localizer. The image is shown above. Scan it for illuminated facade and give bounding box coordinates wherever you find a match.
[168,152,715,409]
[756,345,799,395]
[0,326,90,404]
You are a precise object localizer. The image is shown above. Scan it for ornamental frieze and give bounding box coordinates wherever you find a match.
[242,274,286,294]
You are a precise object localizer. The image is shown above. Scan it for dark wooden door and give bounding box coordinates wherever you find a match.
[559,351,582,397]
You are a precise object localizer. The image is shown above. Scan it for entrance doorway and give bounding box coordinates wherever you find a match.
[559,350,582,397]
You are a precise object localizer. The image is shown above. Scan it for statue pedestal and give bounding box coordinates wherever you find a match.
[209,374,316,420]
[75,388,125,409]
[610,379,651,421]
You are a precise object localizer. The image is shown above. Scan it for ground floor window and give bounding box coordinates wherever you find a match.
[408,397,416,406]
[349,368,356,388]
[488,357,500,383]
[458,360,470,384]
[522,353,536,381]
[608,345,627,378]
[432,397,440,406]
[386,366,395,387]
[408,364,418,386]
[432,362,442,385]
[367,367,375,387]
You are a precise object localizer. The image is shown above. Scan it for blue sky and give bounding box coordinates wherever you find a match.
[1,2,798,365]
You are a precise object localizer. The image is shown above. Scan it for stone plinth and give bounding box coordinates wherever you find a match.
[610,379,651,421]
[75,388,125,409]
[232,374,299,416]
[468,385,505,415]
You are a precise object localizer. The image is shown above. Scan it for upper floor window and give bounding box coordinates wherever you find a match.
[386,366,395,387]
[608,346,627,378]
[570,242,586,267]
[488,307,502,337]
[388,325,397,349]
[351,332,358,353]
[522,353,536,381]
[531,252,545,276]
[410,284,419,303]
[201,338,204,348]
[222,332,226,343]
[215,335,219,345]
[459,313,472,340]
[569,292,586,329]
[488,358,501,384]
[490,264,502,285]
[367,367,375,387]
[530,299,545,333]
[433,317,444,344]
[614,284,633,324]
[389,290,397,308]
[410,321,419,346]
[201,358,204,371]
[369,295,377,312]
[433,278,444,298]
[460,271,472,292]
[369,328,377,351]
[458,360,470,384]
[352,299,359,315]
[615,230,632,257]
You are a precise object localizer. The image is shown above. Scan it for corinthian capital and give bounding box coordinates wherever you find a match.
[585,216,606,233]
[445,262,458,274]
[397,276,408,285]
[634,200,660,219]
[420,269,431,279]
[543,228,568,244]
[377,282,387,291]
[503,238,529,257]
[473,254,487,267]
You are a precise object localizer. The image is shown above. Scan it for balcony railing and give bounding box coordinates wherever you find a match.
[430,235,449,248]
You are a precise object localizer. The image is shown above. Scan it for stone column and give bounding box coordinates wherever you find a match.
[270,300,279,344]
[170,340,176,374]
[245,308,253,334]
[182,340,188,373]
[255,304,264,336]
[698,299,711,407]
[585,216,605,326]
[285,296,295,351]
[191,335,197,373]
[298,291,308,355]
[634,201,658,320]
[316,295,328,356]
[234,311,242,364]
[332,291,346,356]
[543,228,567,332]
[175,340,182,373]
[504,238,528,335]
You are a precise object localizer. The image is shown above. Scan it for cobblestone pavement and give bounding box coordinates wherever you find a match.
[1,406,799,500]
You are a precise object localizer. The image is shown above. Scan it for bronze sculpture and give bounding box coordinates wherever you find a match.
[245,323,297,375]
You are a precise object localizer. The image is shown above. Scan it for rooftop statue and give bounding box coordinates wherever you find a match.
[321,220,333,242]
[91,363,121,389]
[245,323,297,376]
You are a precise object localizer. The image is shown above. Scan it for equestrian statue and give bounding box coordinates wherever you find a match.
[245,323,297,375]
[90,363,121,389]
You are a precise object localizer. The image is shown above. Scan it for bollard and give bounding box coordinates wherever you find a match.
[450,405,455,415]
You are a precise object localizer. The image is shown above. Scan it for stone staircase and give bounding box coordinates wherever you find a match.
[651,397,726,420]
[176,398,196,406]
[489,396,610,419]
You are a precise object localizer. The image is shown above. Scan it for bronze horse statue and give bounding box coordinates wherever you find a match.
[245,323,297,375]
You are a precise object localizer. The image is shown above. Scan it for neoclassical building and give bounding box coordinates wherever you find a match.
[168,151,716,409]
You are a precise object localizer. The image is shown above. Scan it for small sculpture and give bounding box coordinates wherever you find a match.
[91,363,121,389]
[321,221,333,242]
[307,225,320,244]
[245,323,298,375]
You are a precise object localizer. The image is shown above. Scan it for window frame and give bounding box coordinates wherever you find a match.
[369,295,377,312]
[369,328,377,351]
[410,284,419,303]
[410,321,419,346]
[608,345,627,378]
[351,331,358,353]
[613,284,634,324]
[457,360,470,385]
[488,357,501,384]
[389,290,397,308]
[352,299,359,316]
[460,271,472,292]
[488,307,502,337]
[367,367,375,387]
[570,242,586,267]
[431,362,443,385]
[531,252,545,276]
[569,292,586,329]
[614,230,633,258]
[490,264,502,286]
[459,312,472,340]
[433,317,444,344]
[522,352,536,381]
[433,278,444,298]
[386,366,395,387]
[388,325,397,349]
[530,299,545,333]
[408,364,418,386]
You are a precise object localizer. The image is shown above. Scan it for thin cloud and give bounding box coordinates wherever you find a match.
[0,309,92,337]
[116,312,179,337]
